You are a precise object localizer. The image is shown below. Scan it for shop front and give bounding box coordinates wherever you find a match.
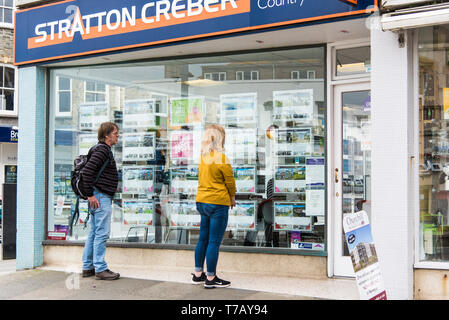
[13,0,394,298]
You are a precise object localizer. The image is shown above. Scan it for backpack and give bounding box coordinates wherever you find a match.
[70,144,111,200]
[69,144,112,235]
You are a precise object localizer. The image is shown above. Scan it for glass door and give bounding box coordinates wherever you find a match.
[333,82,371,277]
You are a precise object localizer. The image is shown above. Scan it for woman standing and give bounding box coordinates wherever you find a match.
[191,124,236,288]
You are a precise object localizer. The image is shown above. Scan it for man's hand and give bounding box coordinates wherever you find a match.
[88,195,100,210]
[230,196,236,209]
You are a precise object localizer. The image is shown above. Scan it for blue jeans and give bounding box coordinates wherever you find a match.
[82,188,112,273]
[194,202,229,276]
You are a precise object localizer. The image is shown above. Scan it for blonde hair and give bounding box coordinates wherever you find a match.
[201,124,226,156]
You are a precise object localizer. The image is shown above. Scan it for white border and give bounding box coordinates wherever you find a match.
[0,63,18,117]
[327,38,371,278]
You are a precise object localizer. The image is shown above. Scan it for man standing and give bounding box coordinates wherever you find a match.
[81,122,120,280]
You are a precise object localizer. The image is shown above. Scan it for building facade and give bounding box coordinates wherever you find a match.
[0,0,18,259]
[13,0,449,299]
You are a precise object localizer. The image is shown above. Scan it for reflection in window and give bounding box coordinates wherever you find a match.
[0,66,15,111]
[335,46,371,77]
[419,25,449,262]
[49,47,327,254]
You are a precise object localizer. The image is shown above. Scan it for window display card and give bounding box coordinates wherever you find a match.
[124,99,156,129]
[220,93,257,126]
[170,129,201,164]
[79,102,110,131]
[305,189,325,216]
[224,128,257,163]
[274,202,311,231]
[170,167,198,194]
[122,132,155,161]
[273,89,314,124]
[274,165,306,193]
[227,201,256,230]
[275,128,312,157]
[122,166,154,194]
[123,200,154,226]
[78,133,97,155]
[234,166,256,193]
[169,96,204,127]
[166,200,201,229]
[305,157,325,186]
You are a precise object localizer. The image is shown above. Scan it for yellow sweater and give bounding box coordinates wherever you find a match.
[195,151,236,206]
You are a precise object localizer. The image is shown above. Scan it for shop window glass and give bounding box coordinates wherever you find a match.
[335,46,370,77]
[419,25,449,262]
[49,46,326,254]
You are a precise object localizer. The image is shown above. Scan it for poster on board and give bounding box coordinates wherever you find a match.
[79,102,110,131]
[122,166,154,194]
[123,200,154,226]
[124,99,156,129]
[170,129,202,164]
[273,89,314,124]
[234,166,256,193]
[227,201,256,230]
[275,128,312,157]
[78,133,97,155]
[343,210,387,300]
[122,132,155,161]
[220,93,257,126]
[274,165,306,193]
[224,128,257,164]
[166,200,201,229]
[169,96,204,127]
[170,167,198,194]
[273,202,311,231]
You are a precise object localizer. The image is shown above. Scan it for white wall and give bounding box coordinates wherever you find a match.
[370,23,415,299]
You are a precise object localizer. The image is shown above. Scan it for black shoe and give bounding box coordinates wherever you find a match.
[204,276,231,289]
[191,272,206,284]
[82,269,95,278]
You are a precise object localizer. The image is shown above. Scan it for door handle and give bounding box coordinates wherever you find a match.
[335,168,339,183]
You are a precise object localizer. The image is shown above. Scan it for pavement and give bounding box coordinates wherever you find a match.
[0,259,325,300]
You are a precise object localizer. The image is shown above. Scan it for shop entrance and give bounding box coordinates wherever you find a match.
[333,82,371,277]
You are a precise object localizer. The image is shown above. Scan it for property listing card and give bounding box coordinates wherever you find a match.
[274,165,306,193]
[123,99,156,129]
[123,200,154,226]
[170,167,198,194]
[234,166,256,193]
[166,200,201,229]
[273,89,314,124]
[122,132,155,161]
[274,202,311,231]
[122,166,154,194]
[227,201,256,230]
[79,102,110,131]
[220,93,257,126]
[169,96,204,127]
[170,129,202,164]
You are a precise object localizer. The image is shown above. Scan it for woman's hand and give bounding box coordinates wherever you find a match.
[230,196,236,209]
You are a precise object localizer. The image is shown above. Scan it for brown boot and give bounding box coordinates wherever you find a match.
[82,269,95,278]
[95,269,120,280]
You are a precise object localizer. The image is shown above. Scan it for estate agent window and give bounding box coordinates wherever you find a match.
[48,46,327,255]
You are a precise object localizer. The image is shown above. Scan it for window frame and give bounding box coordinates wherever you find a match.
[46,44,328,257]
[0,63,17,116]
[331,41,371,81]
[84,80,109,103]
[55,76,72,117]
[0,0,14,28]
[413,28,449,270]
